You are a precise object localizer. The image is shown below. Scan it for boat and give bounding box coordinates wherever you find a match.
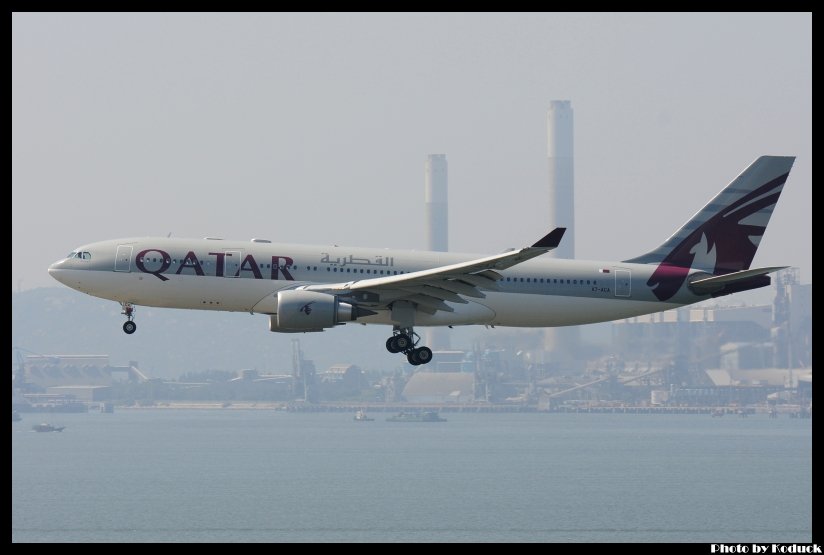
[32,423,66,432]
[386,410,446,422]
[353,409,374,422]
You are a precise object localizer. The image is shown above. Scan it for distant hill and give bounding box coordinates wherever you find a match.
[12,287,409,379]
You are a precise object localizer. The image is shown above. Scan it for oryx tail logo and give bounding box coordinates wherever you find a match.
[300,301,316,315]
[647,171,789,301]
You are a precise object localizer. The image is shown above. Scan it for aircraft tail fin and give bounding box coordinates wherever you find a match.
[623,155,794,301]
[624,155,794,273]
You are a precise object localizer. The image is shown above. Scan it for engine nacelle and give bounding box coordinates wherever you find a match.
[269,290,358,332]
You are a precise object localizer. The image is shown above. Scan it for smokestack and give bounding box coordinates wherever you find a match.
[425,154,448,252]
[425,154,449,351]
[547,100,574,259]
[545,101,580,362]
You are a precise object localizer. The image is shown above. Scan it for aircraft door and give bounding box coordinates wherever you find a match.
[115,245,133,272]
[614,268,631,297]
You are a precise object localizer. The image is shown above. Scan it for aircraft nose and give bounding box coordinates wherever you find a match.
[48,260,69,284]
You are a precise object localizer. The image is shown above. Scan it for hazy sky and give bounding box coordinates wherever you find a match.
[12,12,812,293]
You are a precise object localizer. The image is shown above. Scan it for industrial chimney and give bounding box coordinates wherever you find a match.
[425,154,449,350]
[547,100,575,259]
[425,154,448,253]
[546,101,580,359]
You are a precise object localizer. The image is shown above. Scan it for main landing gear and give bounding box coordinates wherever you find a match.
[121,302,137,334]
[385,327,433,366]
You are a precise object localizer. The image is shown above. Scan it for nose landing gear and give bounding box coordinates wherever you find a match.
[121,303,136,334]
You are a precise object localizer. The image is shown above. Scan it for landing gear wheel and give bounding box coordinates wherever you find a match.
[386,333,412,353]
[123,321,137,334]
[414,346,432,364]
[386,337,398,353]
[394,334,412,351]
[407,347,433,366]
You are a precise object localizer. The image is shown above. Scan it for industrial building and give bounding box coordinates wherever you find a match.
[13,353,148,411]
[402,371,475,404]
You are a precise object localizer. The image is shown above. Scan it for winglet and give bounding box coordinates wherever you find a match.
[532,227,566,249]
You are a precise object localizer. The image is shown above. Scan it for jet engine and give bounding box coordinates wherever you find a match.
[269,290,370,332]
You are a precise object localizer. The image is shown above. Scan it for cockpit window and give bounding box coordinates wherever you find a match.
[68,251,92,260]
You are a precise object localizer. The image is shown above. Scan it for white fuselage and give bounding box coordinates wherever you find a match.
[48,237,707,329]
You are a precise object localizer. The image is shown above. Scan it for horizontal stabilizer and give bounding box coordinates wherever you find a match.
[688,266,788,294]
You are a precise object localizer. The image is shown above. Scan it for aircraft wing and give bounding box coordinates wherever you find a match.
[302,228,565,314]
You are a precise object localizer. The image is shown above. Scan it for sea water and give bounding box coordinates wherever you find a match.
[12,410,812,543]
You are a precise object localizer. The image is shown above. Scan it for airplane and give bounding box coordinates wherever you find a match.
[48,155,795,366]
